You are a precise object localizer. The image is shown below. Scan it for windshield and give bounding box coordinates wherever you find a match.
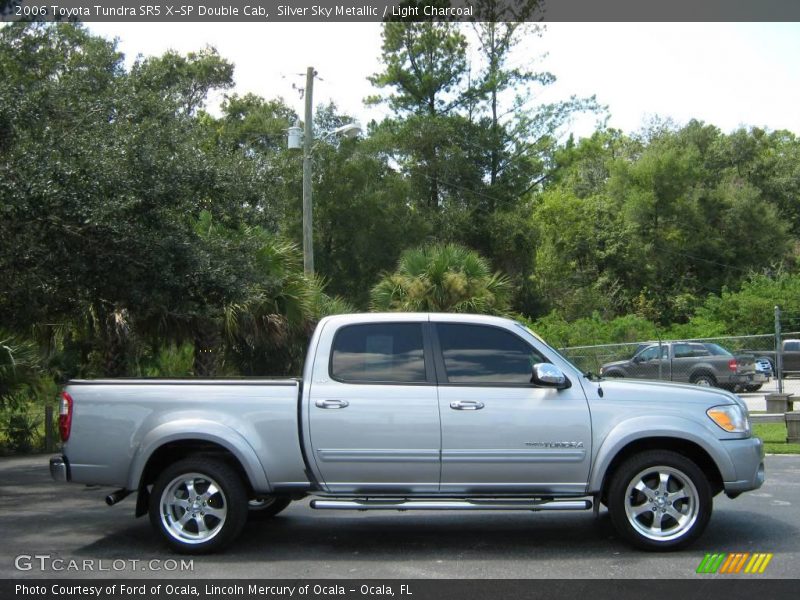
[704,343,733,356]
[514,323,584,373]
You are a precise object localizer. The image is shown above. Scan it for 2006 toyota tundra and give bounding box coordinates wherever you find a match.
[50,313,764,553]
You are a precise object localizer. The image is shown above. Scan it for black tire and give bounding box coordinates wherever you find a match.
[149,457,248,554]
[248,496,292,520]
[742,384,763,393]
[605,371,624,378]
[607,450,712,551]
[690,372,717,388]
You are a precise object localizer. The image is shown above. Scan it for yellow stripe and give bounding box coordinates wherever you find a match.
[744,554,759,573]
[734,553,750,573]
[720,553,737,573]
[749,554,766,573]
[758,554,773,574]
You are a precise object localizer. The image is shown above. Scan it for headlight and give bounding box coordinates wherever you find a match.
[707,404,750,434]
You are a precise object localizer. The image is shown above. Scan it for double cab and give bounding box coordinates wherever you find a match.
[51,313,764,553]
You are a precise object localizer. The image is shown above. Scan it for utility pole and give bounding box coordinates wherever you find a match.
[302,66,315,275]
[775,305,783,393]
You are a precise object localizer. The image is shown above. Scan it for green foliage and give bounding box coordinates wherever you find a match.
[367,21,468,117]
[217,223,354,376]
[3,22,800,398]
[367,17,601,314]
[2,404,40,454]
[311,128,429,306]
[529,313,660,350]
[0,24,252,332]
[0,331,41,405]
[140,344,194,377]
[538,123,793,324]
[690,272,800,335]
[371,243,512,315]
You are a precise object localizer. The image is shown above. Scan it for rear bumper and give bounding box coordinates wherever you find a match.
[722,437,765,495]
[49,455,70,482]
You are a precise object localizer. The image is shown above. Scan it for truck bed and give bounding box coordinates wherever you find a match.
[63,378,309,493]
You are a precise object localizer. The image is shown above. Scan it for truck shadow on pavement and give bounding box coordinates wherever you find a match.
[74,505,794,561]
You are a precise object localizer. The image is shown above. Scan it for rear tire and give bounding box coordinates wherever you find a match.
[742,384,763,393]
[607,450,712,551]
[149,457,247,554]
[690,372,717,388]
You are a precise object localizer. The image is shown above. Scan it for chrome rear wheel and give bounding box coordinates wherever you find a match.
[149,457,247,554]
[160,472,228,544]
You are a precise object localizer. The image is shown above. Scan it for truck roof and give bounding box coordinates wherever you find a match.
[318,312,522,327]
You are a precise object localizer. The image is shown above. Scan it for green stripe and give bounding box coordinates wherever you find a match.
[696,554,714,573]
[697,553,727,574]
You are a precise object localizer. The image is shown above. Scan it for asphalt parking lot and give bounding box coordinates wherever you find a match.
[1,453,797,580]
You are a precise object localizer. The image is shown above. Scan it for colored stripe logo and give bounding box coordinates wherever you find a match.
[696,553,773,574]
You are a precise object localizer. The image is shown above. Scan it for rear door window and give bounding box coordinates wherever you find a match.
[331,323,427,383]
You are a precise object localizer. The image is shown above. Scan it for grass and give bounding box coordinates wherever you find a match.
[753,423,800,454]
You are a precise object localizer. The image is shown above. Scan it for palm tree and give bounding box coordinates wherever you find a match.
[0,330,41,406]
[223,233,353,376]
[370,243,512,315]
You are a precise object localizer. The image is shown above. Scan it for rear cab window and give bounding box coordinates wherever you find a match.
[330,323,429,383]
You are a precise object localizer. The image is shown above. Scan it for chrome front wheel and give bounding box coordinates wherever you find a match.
[623,466,700,542]
[608,450,712,551]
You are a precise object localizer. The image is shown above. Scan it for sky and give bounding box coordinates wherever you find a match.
[85,22,800,140]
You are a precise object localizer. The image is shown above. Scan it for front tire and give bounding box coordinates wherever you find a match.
[607,450,712,551]
[149,457,248,554]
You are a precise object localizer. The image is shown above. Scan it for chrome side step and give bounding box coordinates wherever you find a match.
[310,499,592,511]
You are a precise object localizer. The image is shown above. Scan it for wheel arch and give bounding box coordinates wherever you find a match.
[689,368,717,384]
[130,426,271,517]
[595,436,724,503]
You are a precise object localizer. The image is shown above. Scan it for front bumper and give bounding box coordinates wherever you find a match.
[50,455,70,482]
[722,436,765,496]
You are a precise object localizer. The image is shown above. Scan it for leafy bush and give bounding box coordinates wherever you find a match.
[529,312,661,349]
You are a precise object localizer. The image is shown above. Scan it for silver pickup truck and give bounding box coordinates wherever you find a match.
[50,313,764,554]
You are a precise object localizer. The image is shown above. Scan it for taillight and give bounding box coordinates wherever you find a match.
[728,359,738,372]
[59,391,73,442]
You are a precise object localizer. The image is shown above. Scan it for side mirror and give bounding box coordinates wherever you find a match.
[532,363,571,389]
[632,354,643,364]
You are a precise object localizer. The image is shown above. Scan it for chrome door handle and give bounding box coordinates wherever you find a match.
[315,399,350,409]
[450,400,485,410]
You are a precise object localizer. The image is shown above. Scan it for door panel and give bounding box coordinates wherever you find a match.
[307,321,440,493]
[309,382,440,493]
[434,322,592,494]
[438,385,591,494]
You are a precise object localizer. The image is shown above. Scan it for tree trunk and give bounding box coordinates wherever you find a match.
[193,320,221,377]
[103,307,131,377]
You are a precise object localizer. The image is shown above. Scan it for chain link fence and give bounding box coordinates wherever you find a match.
[560,332,800,394]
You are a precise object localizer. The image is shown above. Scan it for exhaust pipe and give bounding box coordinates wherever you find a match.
[105,489,131,506]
